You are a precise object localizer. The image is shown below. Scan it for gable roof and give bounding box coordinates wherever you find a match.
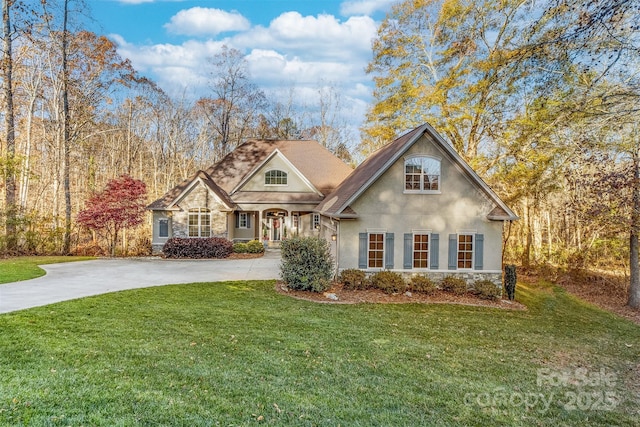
[147,170,236,211]
[147,139,352,210]
[316,123,519,221]
[206,139,352,195]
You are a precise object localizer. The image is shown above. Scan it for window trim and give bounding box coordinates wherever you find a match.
[264,169,288,186]
[412,231,430,269]
[457,233,475,270]
[237,212,249,229]
[404,155,441,194]
[158,219,169,238]
[367,232,385,269]
[188,208,211,238]
[312,213,320,230]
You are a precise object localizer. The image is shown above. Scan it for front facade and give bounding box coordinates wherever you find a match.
[316,124,518,285]
[148,124,517,286]
[147,139,353,253]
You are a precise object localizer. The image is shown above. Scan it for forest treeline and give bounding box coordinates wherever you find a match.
[0,1,639,305]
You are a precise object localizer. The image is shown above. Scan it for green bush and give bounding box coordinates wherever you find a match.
[409,275,437,295]
[370,271,406,294]
[340,269,368,290]
[246,239,265,253]
[441,276,467,295]
[280,236,334,292]
[233,242,248,253]
[473,280,501,300]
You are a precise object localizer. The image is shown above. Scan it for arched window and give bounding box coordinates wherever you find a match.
[265,170,288,185]
[188,208,211,237]
[405,156,441,192]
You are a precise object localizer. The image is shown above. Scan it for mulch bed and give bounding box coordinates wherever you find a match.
[275,282,527,310]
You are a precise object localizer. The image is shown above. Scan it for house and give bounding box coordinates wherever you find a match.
[148,123,518,286]
[146,139,354,252]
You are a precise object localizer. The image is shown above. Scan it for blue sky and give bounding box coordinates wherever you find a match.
[89,0,396,133]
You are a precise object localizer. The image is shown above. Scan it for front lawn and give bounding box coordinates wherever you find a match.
[0,280,638,426]
[0,256,95,284]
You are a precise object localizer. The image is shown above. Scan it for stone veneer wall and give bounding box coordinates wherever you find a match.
[171,185,228,239]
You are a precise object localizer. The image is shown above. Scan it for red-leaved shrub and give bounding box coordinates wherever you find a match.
[162,237,233,259]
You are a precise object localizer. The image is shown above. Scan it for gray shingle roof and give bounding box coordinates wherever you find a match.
[315,124,518,221]
[147,139,352,210]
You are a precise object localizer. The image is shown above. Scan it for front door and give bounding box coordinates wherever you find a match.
[270,217,281,241]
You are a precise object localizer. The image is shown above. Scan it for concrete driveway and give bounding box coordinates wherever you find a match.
[0,251,281,314]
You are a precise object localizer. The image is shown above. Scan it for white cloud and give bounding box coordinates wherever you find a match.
[233,12,377,62]
[340,0,396,16]
[164,7,251,36]
[110,9,378,131]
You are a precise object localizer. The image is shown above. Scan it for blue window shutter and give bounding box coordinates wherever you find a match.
[430,233,439,269]
[247,213,251,229]
[385,233,394,269]
[403,233,412,269]
[235,213,239,228]
[475,234,484,270]
[358,233,367,269]
[448,234,457,270]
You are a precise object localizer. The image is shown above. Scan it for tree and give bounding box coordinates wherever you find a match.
[198,46,267,158]
[76,174,146,257]
[1,0,18,251]
[362,0,530,160]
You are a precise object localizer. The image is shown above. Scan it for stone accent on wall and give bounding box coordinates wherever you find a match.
[171,183,229,239]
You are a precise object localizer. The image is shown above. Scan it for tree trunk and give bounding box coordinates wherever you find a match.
[628,154,640,309]
[2,0,17,252]
[62,0,71,254]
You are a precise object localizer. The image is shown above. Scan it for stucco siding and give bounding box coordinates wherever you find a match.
[337,134,504,272]
[239,153,317,193]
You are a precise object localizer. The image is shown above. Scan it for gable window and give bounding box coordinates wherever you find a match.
[188,208,211,237]
[368,233,385,268]
[312,213,320,230]
[405,156,440,193]
[413,233,429,269]
[457,234,474,269]
[159,219,169,238]
[265,169,288,185]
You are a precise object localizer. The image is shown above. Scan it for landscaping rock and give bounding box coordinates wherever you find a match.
[324,292,339,301]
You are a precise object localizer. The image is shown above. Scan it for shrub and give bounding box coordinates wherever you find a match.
[340,269,368,290]
[504,264,517,300]
[409,275,437,295]
[246,239,265,254]
[233,242,248,253]
[370,271,406,294]
[162,237,233,259]
[473,279,502,300]
[280,236,333,292]
[441,276,467,295]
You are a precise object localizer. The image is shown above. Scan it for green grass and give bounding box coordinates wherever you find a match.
[0,279,638,426]
[0,256,95,284]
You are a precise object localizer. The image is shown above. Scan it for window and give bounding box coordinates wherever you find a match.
[457,234,474,269]
[265,169,288,185]
[405,156,440,192]
[188,208,211,237]
[292,214,299,228]
[312,213,320,230]
[413,233,429,268]
[368,233,385,268]
[159,219,169,238]
[237,212,249,229]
